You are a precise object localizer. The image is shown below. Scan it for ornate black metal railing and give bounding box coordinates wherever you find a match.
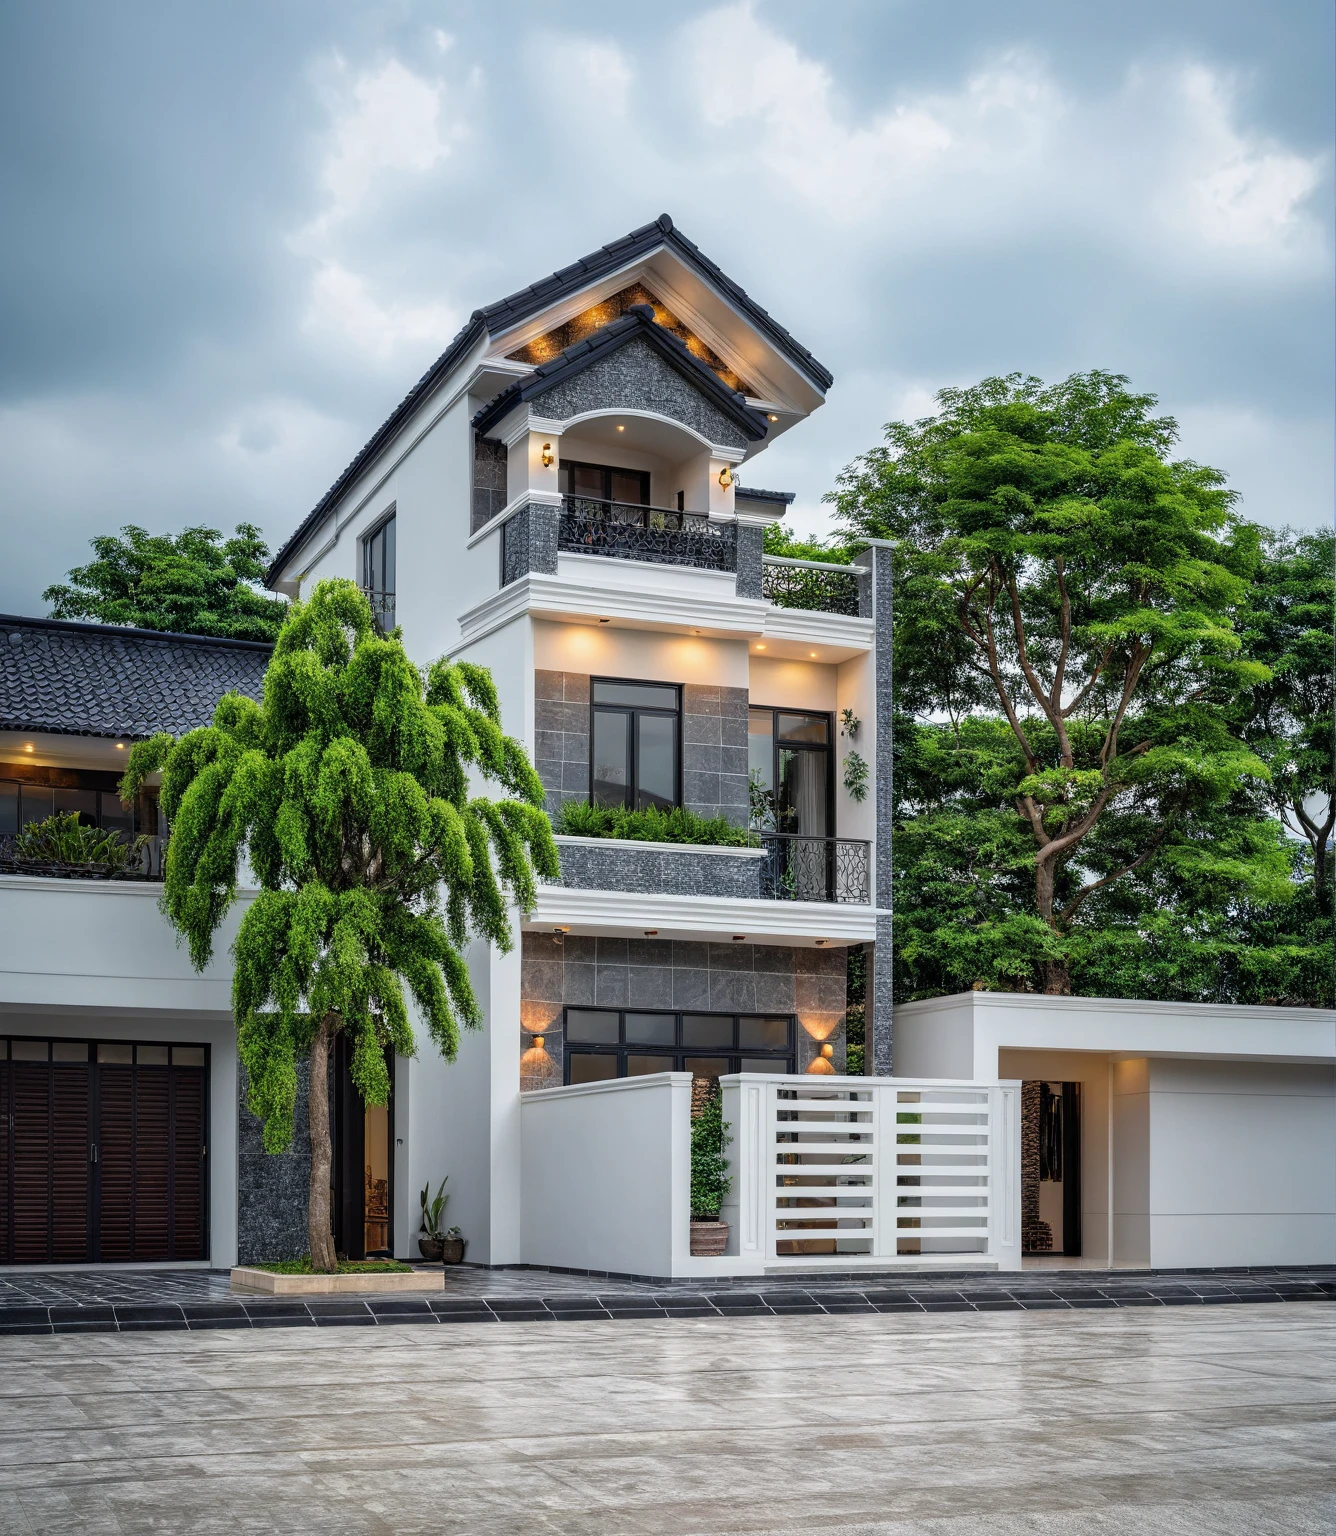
[758,833,871,904]
[558,496,736,572]
[0,834,167,882]
[761,556,862,617]
[359,585,396,634]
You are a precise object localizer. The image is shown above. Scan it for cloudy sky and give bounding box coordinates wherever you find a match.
[1,0,1331,615]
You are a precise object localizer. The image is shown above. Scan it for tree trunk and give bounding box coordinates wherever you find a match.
[1032,857,1072,993]
[1041,960,1072,995]
[308,1014,337,1273]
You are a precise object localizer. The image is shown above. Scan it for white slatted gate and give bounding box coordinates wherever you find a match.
[720,1075,1021,1270]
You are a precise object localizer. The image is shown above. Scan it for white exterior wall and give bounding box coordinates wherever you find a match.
[520,1073,692,1276]
[898,992,1336,1269]
[535,619,747,691]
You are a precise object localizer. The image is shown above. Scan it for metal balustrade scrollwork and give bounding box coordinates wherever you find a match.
[761,556,862,617]
[558,495,737,572]
[758,833,871,904]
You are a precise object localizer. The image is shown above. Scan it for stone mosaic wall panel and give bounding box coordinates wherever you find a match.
[555,840,762,898]
[535,336,750,450]
[534,670,590,818]
[682,683,749,826]
[237,1060,313,1265]
[519,932,847,1090]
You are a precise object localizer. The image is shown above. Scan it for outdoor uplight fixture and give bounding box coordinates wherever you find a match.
[541,442,554,467]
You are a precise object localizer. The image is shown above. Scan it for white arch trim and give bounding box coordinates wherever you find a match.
[527,409,746,462]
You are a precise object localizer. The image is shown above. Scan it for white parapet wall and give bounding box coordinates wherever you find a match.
[519,1070,1022,1278]
[520,1072,693,1277]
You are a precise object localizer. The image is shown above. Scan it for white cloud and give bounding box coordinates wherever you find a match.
[546,39,634,116]
[303,262,460,361]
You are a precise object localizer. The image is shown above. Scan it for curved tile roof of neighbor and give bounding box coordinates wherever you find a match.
[266,214,832,585]
[0,615,271,740]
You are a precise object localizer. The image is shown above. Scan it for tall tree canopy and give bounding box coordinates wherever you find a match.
[45,522,289,641]
[121,579,557,1269]
[830,370,1297,997]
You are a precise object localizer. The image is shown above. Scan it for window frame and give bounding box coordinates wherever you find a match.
[0,772,147,840]
[360,509,397,632]
[562,1009,797,1083]
[558,459,651,507]
[747,705,835,836]
[589,677,682,812]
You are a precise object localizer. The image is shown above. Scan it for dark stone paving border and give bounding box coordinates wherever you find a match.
[1,1272,1333,1336]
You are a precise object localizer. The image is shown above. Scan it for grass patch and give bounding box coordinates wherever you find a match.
[251,1257,414,1275]
[556,802,758,847]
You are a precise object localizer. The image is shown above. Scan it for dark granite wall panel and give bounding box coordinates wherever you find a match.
[865,542,895,1076]
[471,434,508,533]
[554,839,763,898]
[682,684,749,826]
[519,933,847,1090]
[501,499,559,586]
[534,670,590,818]
[236,1060,313,1265]
[537,336,749,449]
[734,522,765,601]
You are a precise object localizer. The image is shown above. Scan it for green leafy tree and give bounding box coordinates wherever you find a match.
[120,579,558,1270]
[1236,527,1334,910]
[831,370,1270,994]
[45,523,289,641]
[690,1082,732,1220]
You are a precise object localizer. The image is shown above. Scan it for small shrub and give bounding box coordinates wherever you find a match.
[254,1257,413,1274]
[691,1081,733,1220]
[14,811,145,868]
[557,801,757,848]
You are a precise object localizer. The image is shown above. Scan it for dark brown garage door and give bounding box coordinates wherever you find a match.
[0,1038,208,1264]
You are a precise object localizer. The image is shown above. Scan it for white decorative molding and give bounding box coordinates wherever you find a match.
[762,606,874,651]
[526,884,881,944]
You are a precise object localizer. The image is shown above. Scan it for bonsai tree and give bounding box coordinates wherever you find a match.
[120,578,557,1271]
[690,1083,733,1221]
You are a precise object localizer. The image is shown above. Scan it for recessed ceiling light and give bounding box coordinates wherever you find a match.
[814,939,828,946]
[115,742,125,750]
[644,930,658,937]
[616,424,625,432]
[755,644,765,651]
[23,743,33,753]
[598,617,610,624]
[732,934,746,942]
[810,651,818,658]
[767,413,779,422]
[553,926,570,934]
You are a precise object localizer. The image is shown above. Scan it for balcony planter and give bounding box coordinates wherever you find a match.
[690,1219,729,1257]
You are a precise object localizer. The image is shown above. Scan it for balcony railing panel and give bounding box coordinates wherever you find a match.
[359,586,395,634]
[762,555,863,617]
[558,495,736,573]
[758,833,870,905]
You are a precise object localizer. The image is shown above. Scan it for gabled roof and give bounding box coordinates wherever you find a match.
[266,214,831,585]
[470,305,770,441]
[0,615,271,741]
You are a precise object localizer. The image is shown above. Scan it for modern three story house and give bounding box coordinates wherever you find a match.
[2,216,1331,1279]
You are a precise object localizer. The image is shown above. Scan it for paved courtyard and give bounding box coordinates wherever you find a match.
[0,1303,1332,1534]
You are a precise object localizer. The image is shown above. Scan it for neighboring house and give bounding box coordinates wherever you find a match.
[1,215,1331,1277]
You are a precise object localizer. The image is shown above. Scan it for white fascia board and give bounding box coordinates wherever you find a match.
[762,606,875,652]
[527,885,880,945]
[456,573,770,650]
[897,990,1336,1065]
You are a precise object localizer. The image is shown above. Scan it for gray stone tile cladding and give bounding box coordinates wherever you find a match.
[734,521,765,599]
[555,840,763,899]
[500,499,559,586]
[236,1061,313,1265]
[534,670,592,818]
[519,933,847,1088]
[866,541,895,1076]
[535,335,750,450]
[683,683,749,826]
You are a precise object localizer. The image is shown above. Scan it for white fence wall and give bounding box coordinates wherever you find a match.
[721,1075,1021,1271]
[520,1072,693,1276]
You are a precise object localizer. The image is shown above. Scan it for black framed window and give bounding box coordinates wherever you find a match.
[559,460,650,506]
[747,707,833,835]
[563,1010,795,1084]
[0,776,141,839]
[591,679,680,811]
[361,514,396,633]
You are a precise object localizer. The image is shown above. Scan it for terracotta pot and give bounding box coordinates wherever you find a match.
[441,1236,467,1265]
[418,1236,444,1262]
[690,1220,729,1257]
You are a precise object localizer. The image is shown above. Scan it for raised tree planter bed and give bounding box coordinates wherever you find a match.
[230,1266,444,1295]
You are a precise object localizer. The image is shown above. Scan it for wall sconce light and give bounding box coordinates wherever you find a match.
[531,1034,546,1051]
[541,442,554,467]
[820,1042,834,1060]
[807,1041,837,1075]
[718,465,733,489]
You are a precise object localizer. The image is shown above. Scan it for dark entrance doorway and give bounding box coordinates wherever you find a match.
[0,1036,208,1264]
[333,1040,395,1260]
[1021,1080,1081,1256]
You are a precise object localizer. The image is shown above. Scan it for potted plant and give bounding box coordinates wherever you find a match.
[441,1226,467,1265]
[690,1081,732,1256]
[418,1177,448,1261]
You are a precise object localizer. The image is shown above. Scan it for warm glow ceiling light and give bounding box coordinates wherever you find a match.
[767,413,779,422]
[732,934,745,942]
[755,644,765,651]
[598,617,610,624]
[814,939,827,946]
[810,652,818,658]
[644,929,658,937]
[540,442,554,468]
[616,424,625,432]
[553,926,570,934]
[115,742,125,750]
[23,743,33,753]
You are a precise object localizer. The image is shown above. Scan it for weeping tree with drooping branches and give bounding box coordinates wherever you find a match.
[120,578,558,1271]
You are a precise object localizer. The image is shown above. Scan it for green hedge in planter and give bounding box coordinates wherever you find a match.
[556,802,757,848]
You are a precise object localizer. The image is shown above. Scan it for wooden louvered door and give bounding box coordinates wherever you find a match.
[5,1051,92,1264]
[0,1038,207,1264]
